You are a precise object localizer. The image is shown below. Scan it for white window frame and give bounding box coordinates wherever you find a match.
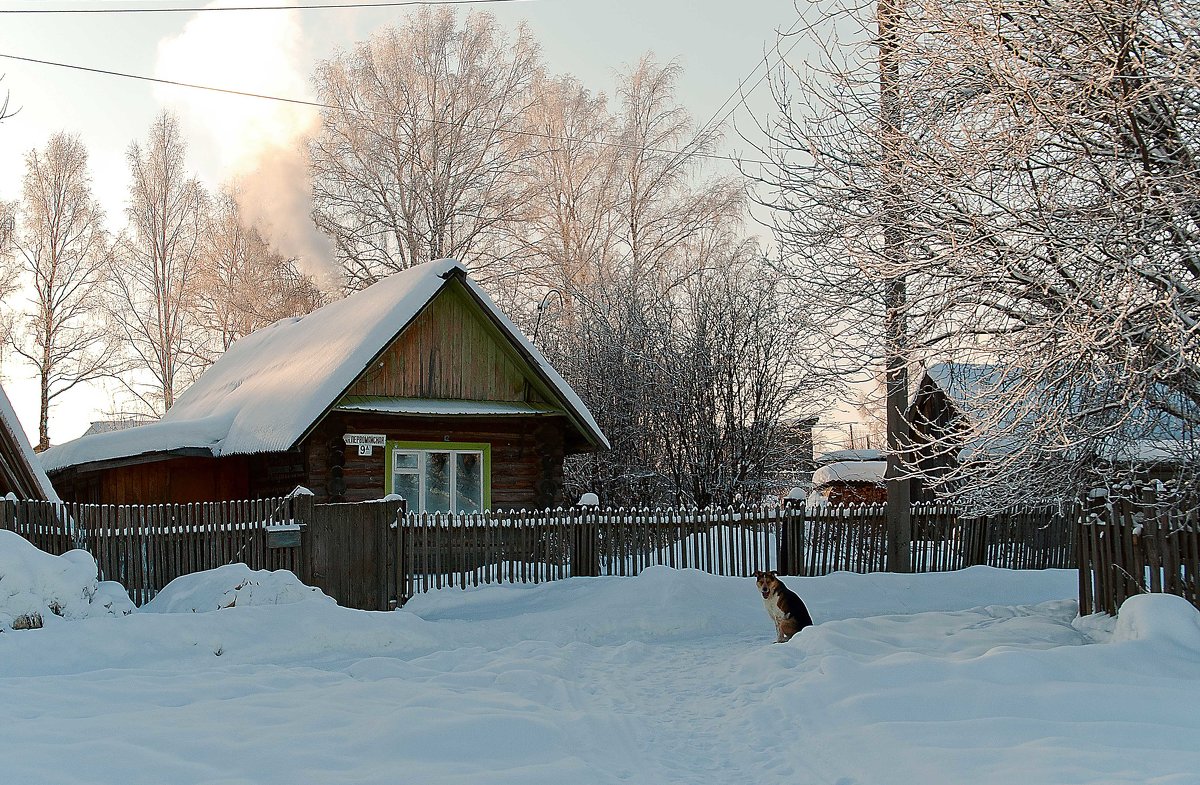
[389,447,486,513]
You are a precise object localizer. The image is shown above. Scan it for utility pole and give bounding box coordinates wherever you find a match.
[879,0,912,572]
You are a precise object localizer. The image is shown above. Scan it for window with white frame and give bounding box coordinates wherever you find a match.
[390,446,486,513]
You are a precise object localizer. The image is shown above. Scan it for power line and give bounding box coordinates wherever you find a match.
[661,14,812,175]
[0,0,527,14]
[696,19,812,145]
[0,50,774,166]
[690,16,808,146]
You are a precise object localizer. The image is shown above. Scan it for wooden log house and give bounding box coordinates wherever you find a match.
[42,259,608,509]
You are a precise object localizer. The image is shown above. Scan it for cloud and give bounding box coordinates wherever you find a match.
[153,0,340,287]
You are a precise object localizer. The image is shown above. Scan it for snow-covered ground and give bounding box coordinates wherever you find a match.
[2,535,1199,784]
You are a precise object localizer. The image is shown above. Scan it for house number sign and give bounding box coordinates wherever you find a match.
[344,433,387,456]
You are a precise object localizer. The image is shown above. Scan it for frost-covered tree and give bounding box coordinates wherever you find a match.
[523,59,818,507]
[310,8,539,289]
[5,133,117,449]
[753,0,1200,508]
[196,187,325,355]
[109,112,208,414]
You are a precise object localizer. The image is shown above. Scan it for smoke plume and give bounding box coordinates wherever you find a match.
[153,0,341,288]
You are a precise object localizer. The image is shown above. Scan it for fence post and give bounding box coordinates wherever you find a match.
[778,502,806,576]
[571,495,600,577]
[964,515,988,567]
[290,488,315,586]
[383,495,406,610]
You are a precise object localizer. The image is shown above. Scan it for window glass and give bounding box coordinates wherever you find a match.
[456,452,483,513]
[425,451,452,513]
[393,451,419,471]
[392,471,419,509]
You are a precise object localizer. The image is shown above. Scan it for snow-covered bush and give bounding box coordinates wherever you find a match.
[142,563,334,614]
[0,530,134,631]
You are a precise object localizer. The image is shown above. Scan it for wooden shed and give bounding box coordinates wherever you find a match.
[42,259,608,508]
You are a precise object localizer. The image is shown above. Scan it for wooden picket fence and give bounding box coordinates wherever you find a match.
[2,497,1075,610]
[1077,500,1200,615]
[396,506,792,598]
[1,496,308,605]
[395,503,1075,599]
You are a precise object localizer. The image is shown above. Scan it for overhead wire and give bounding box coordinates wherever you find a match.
[0,0,528,14]
[659,13,814,174]
[0,50,777,166]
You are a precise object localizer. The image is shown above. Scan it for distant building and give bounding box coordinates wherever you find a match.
[907,362,1194,499]
[808,448,886,506]
[81,418,155,438]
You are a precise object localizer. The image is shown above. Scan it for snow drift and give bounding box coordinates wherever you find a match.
[0,529,132,630]
[142,563,335,614]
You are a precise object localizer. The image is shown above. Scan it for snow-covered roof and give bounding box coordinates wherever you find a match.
[41,259,607,474]
[919,362,1191,440]
[815,448,882,465]
[0,384,60,501]
[812,460,887,488]
[917,363,997,414]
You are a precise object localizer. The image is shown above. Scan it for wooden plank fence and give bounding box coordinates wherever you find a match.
[1077,499,1200,616]
[1,497,1075,610]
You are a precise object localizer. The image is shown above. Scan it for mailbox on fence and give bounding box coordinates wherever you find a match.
[266,522,303,549]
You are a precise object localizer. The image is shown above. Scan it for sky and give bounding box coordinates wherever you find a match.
[0,0,827,446]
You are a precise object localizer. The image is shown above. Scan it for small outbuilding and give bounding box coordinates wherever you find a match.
[42,259,608,509]
[807,449,887,506]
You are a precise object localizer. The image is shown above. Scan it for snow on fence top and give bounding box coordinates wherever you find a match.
[40,259,608,474]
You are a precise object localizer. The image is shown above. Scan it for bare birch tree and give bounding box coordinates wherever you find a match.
[109,112,207,414]
[508,72,617,295]
[5,133,117,449]
[514,56,827,505]
[196,187,325,355]
[310,8,540,289]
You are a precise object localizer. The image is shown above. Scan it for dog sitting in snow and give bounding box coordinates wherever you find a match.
[753,570,813,643]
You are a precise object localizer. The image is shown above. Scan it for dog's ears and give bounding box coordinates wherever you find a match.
[752,570,763,579]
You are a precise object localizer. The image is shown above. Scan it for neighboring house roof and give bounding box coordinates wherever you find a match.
[815,448,883,465]
[0,383,59,501]
[913,361,1193,459]
[41,259,608,474]
[812,460,887,488]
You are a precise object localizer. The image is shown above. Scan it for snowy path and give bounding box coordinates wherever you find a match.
[2,566,1199,784]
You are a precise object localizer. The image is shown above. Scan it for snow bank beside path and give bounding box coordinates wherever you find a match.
[0,530,132,630]
[1112,592,1200,651]
[0,564,1197,785]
